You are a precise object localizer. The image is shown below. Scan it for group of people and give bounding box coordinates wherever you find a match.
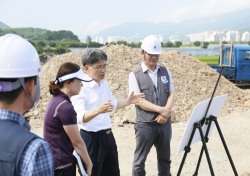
[0,33,174,176]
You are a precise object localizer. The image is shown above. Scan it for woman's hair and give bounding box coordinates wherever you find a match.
[49,62,81,95]
[81,49,107,66]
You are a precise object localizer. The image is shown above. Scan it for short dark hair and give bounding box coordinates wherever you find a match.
[81,49,107,66]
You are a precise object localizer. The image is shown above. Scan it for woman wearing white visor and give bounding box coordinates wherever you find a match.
[44,62,93,176]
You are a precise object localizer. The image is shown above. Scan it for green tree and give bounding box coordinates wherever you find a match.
[163,41,174,47]
[202,42,209,48]
[129,42,140,48]
[88,41,103,47]
[48,41,56,47]
[37,41,46,47]
[193,41,201,47]
[174,41,182,47]
[108,41,116,45]
[117,40,128,45]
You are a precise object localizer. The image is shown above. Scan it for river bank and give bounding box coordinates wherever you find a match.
[70,47,219,56]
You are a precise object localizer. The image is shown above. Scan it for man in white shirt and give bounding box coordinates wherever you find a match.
[71,49,143,176]
[129,35,175,176]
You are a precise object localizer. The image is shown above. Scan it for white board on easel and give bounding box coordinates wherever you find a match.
[178,94,228,155]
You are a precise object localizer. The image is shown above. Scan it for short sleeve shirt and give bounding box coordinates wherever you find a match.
[44,91,77,168]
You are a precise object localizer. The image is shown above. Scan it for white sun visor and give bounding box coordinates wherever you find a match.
[58,69,92,82]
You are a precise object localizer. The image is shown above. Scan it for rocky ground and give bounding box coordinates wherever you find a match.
[29,45,250,175]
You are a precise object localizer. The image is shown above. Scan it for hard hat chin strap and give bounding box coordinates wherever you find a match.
[19,78,40,107]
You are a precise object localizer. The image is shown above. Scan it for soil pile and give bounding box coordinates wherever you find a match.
[31,45,250,124]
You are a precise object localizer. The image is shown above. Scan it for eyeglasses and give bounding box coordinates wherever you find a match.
[89,64,108,71]
[145,52,160,58]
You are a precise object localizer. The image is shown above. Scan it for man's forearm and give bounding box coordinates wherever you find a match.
[82,108,100,123]
[165,92,175,110]
[137,99,163,113]
[137,91,175,116]
[117,99,129,109]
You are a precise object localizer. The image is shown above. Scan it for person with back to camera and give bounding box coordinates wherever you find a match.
[0,34,53,176]
[129,35,175,176]
[71,49,144,176]
[43,62,93,176]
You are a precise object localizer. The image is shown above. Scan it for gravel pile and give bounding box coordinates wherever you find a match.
[30,45,250,124]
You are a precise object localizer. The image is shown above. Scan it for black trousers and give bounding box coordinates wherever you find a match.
[80,129,120,176]
[54,164,76,176]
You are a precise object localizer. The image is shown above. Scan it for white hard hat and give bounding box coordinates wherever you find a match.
[141,35,162,54]
[0,34,40,78]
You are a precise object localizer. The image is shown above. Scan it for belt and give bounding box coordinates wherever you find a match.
[81,129,112,135]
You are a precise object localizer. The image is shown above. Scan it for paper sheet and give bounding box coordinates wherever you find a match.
[73,150,88,176]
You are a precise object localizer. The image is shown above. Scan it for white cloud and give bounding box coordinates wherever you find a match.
[168,6,195,22]
[194,0,250,18]
[2,0,250,38]
[151,0,250,23]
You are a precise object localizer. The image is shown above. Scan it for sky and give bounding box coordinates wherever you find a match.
[1,0,250,39]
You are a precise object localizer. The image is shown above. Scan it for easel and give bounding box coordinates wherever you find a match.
[177,67,238,176]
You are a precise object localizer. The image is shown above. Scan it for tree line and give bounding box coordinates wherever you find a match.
[0,28,91,55]
[1,28,249,55]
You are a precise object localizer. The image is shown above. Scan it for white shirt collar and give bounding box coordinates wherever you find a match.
[83,79,105,88]
[141,62,160,73]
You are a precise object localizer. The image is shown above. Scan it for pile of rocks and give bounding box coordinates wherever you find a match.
[32,44,250,124]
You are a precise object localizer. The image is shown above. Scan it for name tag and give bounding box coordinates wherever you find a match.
[161,76,168,84]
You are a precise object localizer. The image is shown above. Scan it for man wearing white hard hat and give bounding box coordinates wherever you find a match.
[0,34,53,175]
[129,35,175,176]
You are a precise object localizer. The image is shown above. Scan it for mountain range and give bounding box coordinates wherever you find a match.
[0,21,10,29]
[96,8,250,38]
[1,8,250,39]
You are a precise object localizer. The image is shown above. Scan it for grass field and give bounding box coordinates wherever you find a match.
[195,56,219,64]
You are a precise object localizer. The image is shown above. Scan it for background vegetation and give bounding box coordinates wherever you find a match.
[1,28,249,62]
[0,28,99,55]
[195,56,219,64]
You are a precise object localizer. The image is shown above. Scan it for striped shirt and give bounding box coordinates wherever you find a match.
[0,109,54,176]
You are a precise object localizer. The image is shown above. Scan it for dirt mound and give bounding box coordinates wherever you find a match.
[31,45,250,124]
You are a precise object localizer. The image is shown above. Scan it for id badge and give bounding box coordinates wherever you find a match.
[161,76,168,84]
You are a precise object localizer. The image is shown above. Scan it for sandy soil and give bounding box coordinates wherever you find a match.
[31,109,250,176]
